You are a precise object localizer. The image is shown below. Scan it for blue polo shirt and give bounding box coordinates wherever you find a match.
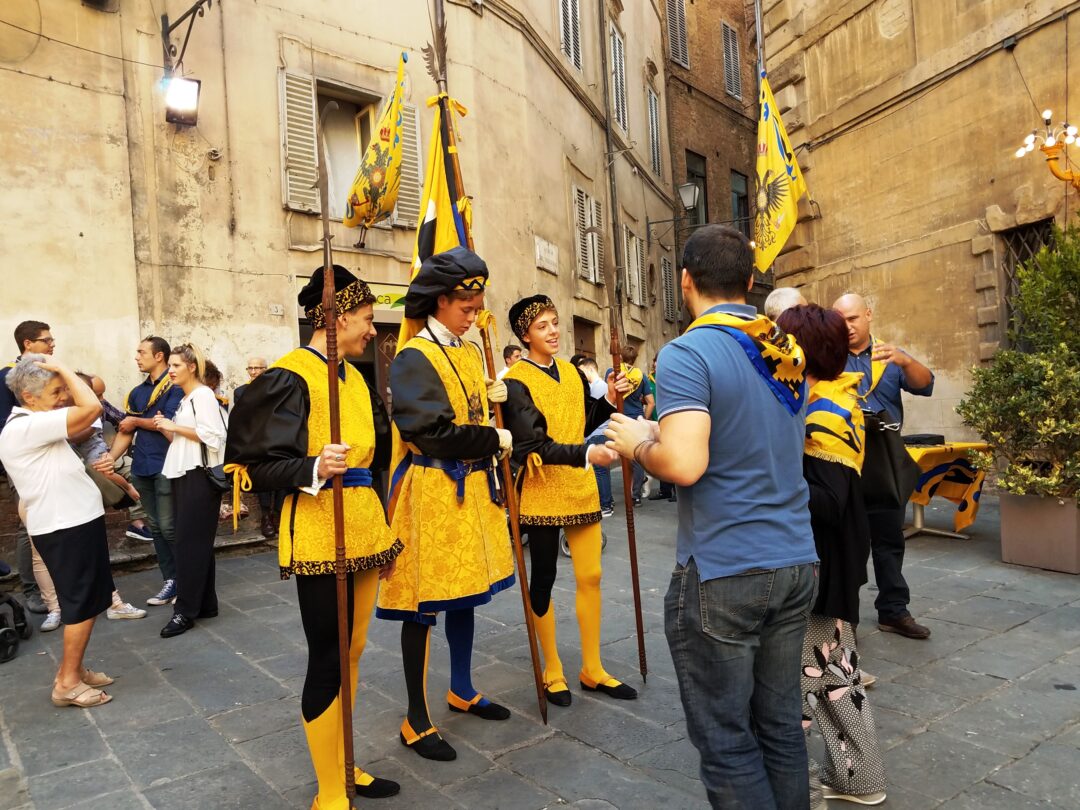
[127,371,184,478]
[655,303,817,582]
[846,338,934,424]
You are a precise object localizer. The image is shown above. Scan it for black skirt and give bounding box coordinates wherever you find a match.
[33,516,114,624]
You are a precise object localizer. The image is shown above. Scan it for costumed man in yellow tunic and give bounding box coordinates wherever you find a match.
[225,265,404,810]
[377,246,517,762]
[502,295,638,706]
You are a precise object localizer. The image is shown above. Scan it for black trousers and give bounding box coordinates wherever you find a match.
[867,506,910,622]
[172,470,220,620]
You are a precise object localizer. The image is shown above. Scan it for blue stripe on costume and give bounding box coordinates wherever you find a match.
[375,572,516,626]
[712,325,805,416]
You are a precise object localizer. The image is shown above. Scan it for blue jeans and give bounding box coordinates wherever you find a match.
[132,472,176,581]
[666,558,817,810]
[587,435,613,510]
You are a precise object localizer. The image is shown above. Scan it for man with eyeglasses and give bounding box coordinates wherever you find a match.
[1,321,58,615]
[232,357,281,537]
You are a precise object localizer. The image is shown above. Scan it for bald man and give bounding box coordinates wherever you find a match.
[764,287,807,321]
[834,293,934,640]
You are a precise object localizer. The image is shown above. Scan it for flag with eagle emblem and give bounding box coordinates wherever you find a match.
[754,71,807,272]
[343,52,408,229]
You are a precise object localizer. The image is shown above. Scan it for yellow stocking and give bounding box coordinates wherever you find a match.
[565,523,611,685]
[340,569,379,789]
[303,697,349,810]
[531,604,567,692]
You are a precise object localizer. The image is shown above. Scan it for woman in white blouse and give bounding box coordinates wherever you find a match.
[153,344,227,638]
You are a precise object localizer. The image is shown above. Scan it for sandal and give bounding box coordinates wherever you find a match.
[82,669,114,687]
[51,681,112,708]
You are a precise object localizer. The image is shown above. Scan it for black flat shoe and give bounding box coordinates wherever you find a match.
[447,694,511,721]
[399,729,456,761]
[160,614,194,638]
[580,678,638,700]
[354,773,400,799]
[545,687,572,707]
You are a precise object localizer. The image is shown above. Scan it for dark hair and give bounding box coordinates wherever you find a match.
[569,353,586,367]
[578,357,598,372]
[621,344,639,365]
[776,304,849,381]
[14,320,50,353]
[681,224,753,299]
[503,344,521,361]
[141,335,171,362]
[203,360,222,391]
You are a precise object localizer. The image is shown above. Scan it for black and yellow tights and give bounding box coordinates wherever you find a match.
[526,522,618,697]
[297,569,382,810]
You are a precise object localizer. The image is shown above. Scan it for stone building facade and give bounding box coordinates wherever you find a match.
[761,0,1079,435]
[662,0,760,313]
[0,0,681,408]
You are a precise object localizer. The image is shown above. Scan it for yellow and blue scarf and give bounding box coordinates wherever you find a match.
[686,311,806,416]
[123,373,173,416]
[805,373,865,473]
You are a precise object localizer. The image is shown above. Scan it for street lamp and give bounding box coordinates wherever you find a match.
[646,182,700,248]
[160,0,214,127]
[1015,109,1080,192]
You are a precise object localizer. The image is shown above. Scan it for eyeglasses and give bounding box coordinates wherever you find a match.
[33,337,56,346]
[246,366,266,371]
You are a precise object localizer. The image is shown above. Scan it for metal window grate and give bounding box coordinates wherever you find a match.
[1000,219,1053,343]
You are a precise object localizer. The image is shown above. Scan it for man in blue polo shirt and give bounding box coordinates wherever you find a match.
[834,293,935,640]
[606,225,818,809]
[101,337,184,606]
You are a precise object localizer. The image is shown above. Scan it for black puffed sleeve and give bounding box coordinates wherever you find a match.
[369,383,391,473]
[580,368,616,436]
[224,368,317,491]
[504,379,588,470]
[389,347,500,460]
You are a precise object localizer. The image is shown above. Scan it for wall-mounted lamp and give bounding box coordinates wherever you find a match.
[1015,108,1080,192]
[646,182,701,248]
[160,0,214,126]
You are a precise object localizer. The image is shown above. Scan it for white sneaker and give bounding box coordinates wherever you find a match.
[41,610,61,632]
[822,787,887,805]
[107,601,148,620]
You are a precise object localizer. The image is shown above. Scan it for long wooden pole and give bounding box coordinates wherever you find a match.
[596,0,647,682]
[315,102,356,799]
[432,0,548,724]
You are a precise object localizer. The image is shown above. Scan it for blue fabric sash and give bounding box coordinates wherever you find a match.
[320,467,374,489]
[411,454,500,504]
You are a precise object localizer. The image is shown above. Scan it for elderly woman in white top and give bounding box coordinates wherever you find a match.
[0,355,116,708]
[153,344,228,638]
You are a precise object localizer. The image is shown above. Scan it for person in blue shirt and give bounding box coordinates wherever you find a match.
[100,337,185,607]
[834,293,934,640]
[606,224,818,810]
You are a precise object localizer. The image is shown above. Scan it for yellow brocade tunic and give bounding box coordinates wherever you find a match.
[376,337,515,624]
[274,348,403,578]
[505,358,601,527]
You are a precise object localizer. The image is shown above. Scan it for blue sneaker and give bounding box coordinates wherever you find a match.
[147,579,177,606]
[125,523,153,542]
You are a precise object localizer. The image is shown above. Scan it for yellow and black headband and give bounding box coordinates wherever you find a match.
[509,295,556,341]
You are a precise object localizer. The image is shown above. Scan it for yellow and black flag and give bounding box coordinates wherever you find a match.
[754,71,807,272]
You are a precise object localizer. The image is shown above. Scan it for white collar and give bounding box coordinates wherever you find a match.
[524,356,555,370]
[423,316,462,346]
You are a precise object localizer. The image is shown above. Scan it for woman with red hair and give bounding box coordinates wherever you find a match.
[777,304,887,807]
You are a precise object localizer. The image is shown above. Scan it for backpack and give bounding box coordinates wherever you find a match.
[0,592,33,663]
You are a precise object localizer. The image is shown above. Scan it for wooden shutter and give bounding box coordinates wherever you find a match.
[623,225,637,303]
[281,72,320,213]
[591,198,605,283]
[667,0,688,68]
[662,256,676,320]
[648,89,662,176]
[574,186,590,279]
[722,23,742,99]
[560,0,582,69]
[611,27,628,131]
[637,237,647,305]
[392,103,423,228]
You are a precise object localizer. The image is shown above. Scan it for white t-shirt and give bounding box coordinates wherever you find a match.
[161,386,228,479]
[0,407,105,536]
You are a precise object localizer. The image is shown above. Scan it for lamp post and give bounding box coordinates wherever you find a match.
[646,182,700,248]
[1015,109,1080,192]
[160,0,214,126]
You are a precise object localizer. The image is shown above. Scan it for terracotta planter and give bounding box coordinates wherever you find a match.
[999,493,1080,574]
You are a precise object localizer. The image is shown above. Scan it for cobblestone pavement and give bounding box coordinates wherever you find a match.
[1,492,1078,809]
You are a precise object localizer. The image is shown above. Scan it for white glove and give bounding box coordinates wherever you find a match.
[495,428,513,455]
[486,377,508,404]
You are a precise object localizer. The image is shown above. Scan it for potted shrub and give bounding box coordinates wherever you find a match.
[957,223,1080,573]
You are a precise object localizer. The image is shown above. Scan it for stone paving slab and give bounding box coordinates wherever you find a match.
[2,494,1079,809]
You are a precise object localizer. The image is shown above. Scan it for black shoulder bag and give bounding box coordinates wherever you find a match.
[860,409,920,511]
[190,398,232,493]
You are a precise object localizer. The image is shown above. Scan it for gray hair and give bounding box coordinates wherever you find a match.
[6,353,55,404]
[764,287,808,320]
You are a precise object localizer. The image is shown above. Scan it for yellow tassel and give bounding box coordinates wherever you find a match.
[222,463,252,534]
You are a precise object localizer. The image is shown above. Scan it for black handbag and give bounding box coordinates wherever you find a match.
[191,398,231,493]
[860,409,920,511]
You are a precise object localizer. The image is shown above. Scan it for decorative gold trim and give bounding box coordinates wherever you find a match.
[305,279,377,328]
[456,275,489,290]
[512,297,554,340]
[519,512,601,528]
[281,538,404,580]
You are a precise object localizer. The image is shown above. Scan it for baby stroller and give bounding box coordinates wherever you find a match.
[0,592,33,663]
